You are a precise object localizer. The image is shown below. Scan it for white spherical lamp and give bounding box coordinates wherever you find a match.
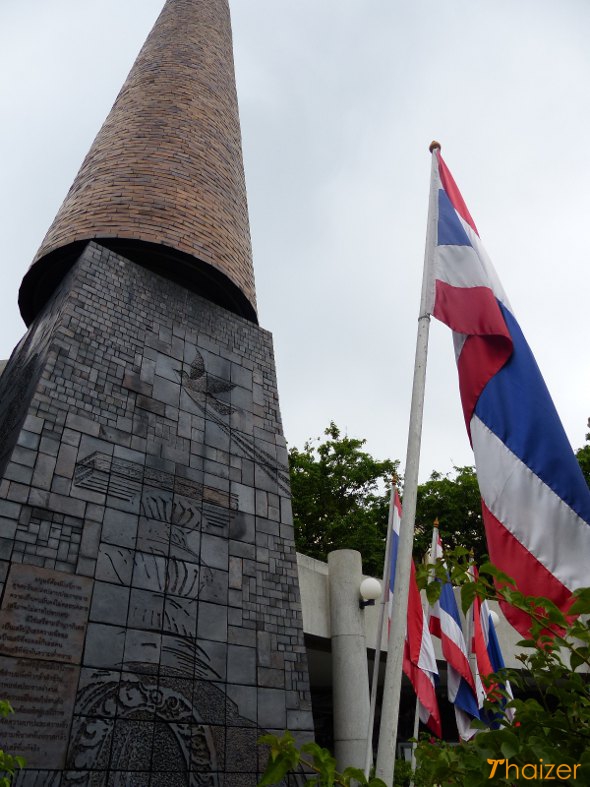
[359,577,382,608]
[489,609,500,628]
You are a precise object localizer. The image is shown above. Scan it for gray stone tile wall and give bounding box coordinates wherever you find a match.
[0,243,312,785]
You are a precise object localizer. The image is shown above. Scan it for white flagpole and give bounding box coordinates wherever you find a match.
[364,485,396,778]
[465,559,478,699]
[375,142,440,786]
[409,697,420,782]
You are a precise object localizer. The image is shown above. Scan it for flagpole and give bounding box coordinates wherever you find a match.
[375,142,440,786]
[364,486,396,778]
[408,698,420,783]
[465,558,478,694]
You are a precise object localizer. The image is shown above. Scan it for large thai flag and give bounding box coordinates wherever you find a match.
[429,534,482,739]
[428,148,590,636]
[389,491,441,737]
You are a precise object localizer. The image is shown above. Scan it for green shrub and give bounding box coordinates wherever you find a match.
[413,553,590,786]
[0,701,25,786]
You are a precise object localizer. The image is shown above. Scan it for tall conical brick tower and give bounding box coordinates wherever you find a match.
[0,1,314,784]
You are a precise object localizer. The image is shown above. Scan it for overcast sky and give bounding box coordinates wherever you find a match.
[1,0,588,482]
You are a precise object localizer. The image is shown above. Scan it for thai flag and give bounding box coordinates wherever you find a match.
[470,568,515,725]
[389,490,441,737]
[428,148,590,637]
[429,533,482,739]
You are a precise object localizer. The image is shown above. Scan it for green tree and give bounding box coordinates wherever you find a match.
[289,422,399,576]
[289,418,589,573]
[414,465,486,562]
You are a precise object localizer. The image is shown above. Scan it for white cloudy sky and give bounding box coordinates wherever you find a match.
[1,0,588,481]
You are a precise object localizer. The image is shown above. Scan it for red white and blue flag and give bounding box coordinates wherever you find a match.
[389,491,441,737]
[470,569,515,725]
[429,532,482,739]
[427,148,590,637]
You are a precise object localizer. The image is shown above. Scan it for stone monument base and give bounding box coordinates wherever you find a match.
[0,242,313,786]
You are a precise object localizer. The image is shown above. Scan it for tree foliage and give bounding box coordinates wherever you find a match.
[289,419,590,572]
[257,731,387,786]
[288,421,485,573]
[0,700,25,786]
[575,417,590,488]
[414,465,486,562]
[289,423,398,576]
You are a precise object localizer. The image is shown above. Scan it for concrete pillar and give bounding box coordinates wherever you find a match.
[328,549,371,772]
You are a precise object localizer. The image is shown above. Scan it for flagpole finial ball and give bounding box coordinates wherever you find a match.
[429,140,441,153]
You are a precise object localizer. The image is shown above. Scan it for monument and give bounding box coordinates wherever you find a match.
[0,0,314,784]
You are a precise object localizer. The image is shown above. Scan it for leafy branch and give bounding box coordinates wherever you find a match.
[0,701,25,787]
[257,731,387,786]
[413,553,590,786]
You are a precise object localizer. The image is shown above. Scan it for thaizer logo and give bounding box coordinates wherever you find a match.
[487,759,580,780]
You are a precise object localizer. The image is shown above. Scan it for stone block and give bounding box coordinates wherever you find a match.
[96,544,134,586]
[227,644,256,685]
[84,623,126,669]
[123,629,161,672]
[197,601,228,643]
[102,507,138,549]
[200,533,229,571]
[258,688,287,730]
[91,581,130,627]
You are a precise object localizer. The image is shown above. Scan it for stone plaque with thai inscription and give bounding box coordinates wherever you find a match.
[0,658,79,768]
[0,564,92,662]
[0,565,92,769]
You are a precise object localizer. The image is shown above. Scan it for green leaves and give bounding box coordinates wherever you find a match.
[414,466,486,561]
[257,733,388,786]
[0,701,25,785]
[413,560,590,786]
[499,731,519,760]
[289,422,399,575]
[460,581,478,614]
[575,421,590,487]
[569,586,590,616]
[0,700,14,719]
[301,742,337,785]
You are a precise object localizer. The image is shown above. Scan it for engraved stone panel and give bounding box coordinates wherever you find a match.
[0,658,79,768]
[0,564,92,662]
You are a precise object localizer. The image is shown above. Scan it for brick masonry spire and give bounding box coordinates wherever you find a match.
[19,0,257,325]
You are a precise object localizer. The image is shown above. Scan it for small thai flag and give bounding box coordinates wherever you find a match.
[429,533,482,739]
[389,490,441,737]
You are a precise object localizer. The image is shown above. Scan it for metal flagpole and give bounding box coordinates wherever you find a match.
[465,557,478,695]
[409,698,420,783]
[364,485,396,778]
[375,142,440,786]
